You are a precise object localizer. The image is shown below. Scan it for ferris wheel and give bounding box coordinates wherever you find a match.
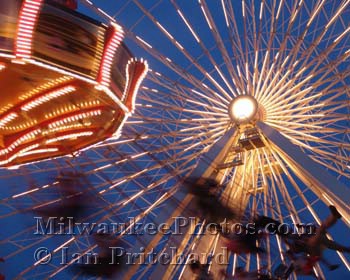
[0,0,349,279]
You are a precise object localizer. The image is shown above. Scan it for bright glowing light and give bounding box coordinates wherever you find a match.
[0,112,18,127]
[16,0,43,59]
[21,85,76,111]
[229,95,258,124]
[45,131,94,144]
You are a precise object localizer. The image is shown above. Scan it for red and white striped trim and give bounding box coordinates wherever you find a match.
[96,22,124,87]
[15,0,43,59]
[122,58,149,113]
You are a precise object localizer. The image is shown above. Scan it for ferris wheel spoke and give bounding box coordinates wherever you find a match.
[307,155,350,179]
[254,0,280,102]
[260,25,348,109]
[224,1,252,92]
[176,1,243,96]
[137,93,229,116]
[131,1,234,101]
[95,135,217,196]
[261,149,284,220]
[256,1,302,99]
[145,72,229,110]
[128,30,232,105]
[195,0,239,97]
[266,134,349,180]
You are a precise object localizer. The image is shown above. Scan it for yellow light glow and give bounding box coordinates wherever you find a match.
[229,95,258,124]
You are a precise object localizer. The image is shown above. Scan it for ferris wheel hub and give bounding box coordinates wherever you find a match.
[228,95,259,124]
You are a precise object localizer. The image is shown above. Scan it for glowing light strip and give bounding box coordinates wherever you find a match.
[337,252,350,271]
[0,112,18,127]
[45,131,94,144]
[0,53,15,59]
[191,89,225,107]
[42,123,90,135]
[0,153,23,166]
[0,137,40,165]
[45,101,100,119]
[0,120,38,131]
[177,9,200,42]
[334,26,350,43]
[325,1,349,30]
[200,3,212,29]
[21,86,76,111]
[0,103,13,116]
[53,238,75,253]
[48,110,102,128]
[0,129,41,156]
[97,22,124,87]
[136,36,153,48]
[10,129,41,150]
[18,143,40,155]
[259,1,264,20]
[121,58,149,113]
[18,148,59,157]
[12,188,39,198]
[19,76,72,101]
[241,0,246,18]
[221,0,229,27]
[307,205,321,225]
[0,137,107,168]
[307,0,325,27]
[15,0,43,59]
